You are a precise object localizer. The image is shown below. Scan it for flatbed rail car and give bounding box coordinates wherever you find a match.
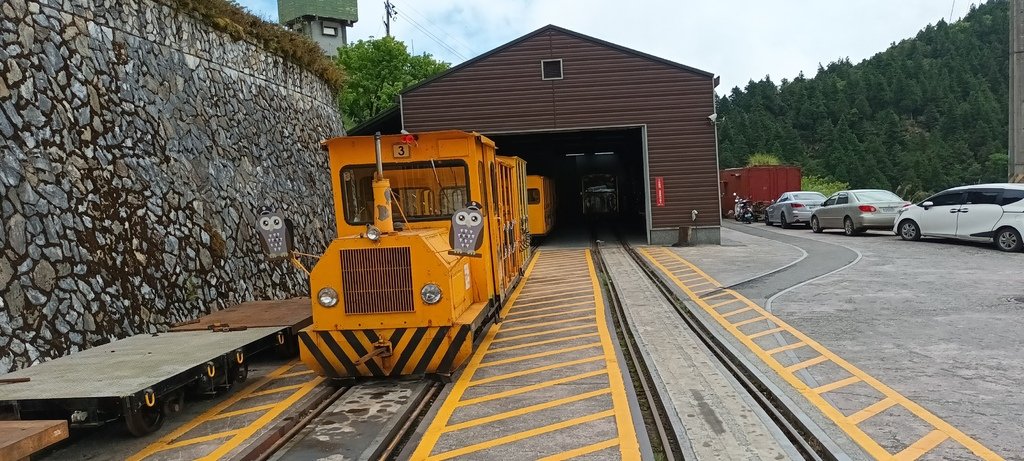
[292,131,531,379]
[527,175,556,237]
[0,298,311,437]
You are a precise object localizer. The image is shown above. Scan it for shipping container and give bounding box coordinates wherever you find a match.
[719,166,802,217]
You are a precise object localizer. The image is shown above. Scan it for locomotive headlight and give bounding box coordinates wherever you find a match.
[420,283,442,305]
[365,225,382,242]
[317,287,339,307]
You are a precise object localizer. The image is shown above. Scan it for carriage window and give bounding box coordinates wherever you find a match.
[528,189,541,204]
[340,160,469,225]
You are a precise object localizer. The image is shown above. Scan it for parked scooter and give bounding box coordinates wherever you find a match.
[734,196,754,224]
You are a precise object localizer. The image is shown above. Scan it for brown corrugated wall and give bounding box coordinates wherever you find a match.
[401,28,720,229]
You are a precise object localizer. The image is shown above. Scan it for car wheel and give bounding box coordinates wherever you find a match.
[780,213,790,229]
[898,220,921,241]
[764,211,772,226]
[994,227,1023,252]
[843,217,857,236]
[811,216,823,233]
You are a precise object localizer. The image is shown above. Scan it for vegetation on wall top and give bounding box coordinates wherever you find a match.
[159,0,344,91]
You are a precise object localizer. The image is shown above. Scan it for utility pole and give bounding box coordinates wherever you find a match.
[1011,0,1024,182]
[384,0,397,38]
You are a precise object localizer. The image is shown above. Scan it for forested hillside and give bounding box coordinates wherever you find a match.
[717,0,1009,195]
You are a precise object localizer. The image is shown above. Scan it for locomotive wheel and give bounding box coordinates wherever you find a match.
[124,402,164,437]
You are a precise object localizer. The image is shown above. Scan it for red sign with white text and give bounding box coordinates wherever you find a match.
[654,177,665,207]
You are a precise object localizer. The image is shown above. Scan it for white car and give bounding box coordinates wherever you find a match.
[894,183,1024,252]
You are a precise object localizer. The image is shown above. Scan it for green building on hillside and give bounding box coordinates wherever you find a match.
[278,0,358,57]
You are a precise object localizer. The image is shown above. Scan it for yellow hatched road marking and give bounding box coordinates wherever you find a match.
[721,306,754,318]
[785,355,829,372]
[244,382,308,398]
[426,410,616,460]
[443,388,612,432]
[505,300,595,318]
[813,376,861,394]
[537,438,620,461]
[412,249,639,460]
[701,291,734,301]
[679,275,707,283]
[498,315,597,334]
[640,248,1004,460]
[207,403,277,421]
[161,430,240,450]
[710,298,744,309]
[765,342,808,355]
[894,430,951,461]
[129,361,301,460]
[469,356,605,386]
[485,333,600,355]
[279,369,314,378]
[511,294,595,310]
[516,283,595,298]
[848,397,897,424]
[478,343,603,368]
[458,370,608,407]
[502,307,595,324]
[686,280,716,289]
[490,324,596,344]
[731,316,767,328]
[747,326,785,339]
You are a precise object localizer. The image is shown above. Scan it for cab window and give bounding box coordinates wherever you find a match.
[340,160,469,225]
[823,196,837,207]
[528,189,541,205]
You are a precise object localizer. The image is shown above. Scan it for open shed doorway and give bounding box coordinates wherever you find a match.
[488,127,648,245]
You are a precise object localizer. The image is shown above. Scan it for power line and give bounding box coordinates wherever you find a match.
[398,1,475,56]
[384,0,397,37]
[949,0,956,22]
[400,13,467,60]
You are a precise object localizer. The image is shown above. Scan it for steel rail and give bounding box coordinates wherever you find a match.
[613,236,831,461]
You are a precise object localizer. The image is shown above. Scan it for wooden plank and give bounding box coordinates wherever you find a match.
[171,298,312,332]
[0,420,69,461]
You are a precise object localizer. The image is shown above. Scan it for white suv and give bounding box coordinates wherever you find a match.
[894,184,1024,252]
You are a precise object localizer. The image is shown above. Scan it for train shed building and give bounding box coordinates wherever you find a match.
[355,25,722,244]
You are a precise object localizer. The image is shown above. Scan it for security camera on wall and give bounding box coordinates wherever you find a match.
[708,113,718,123]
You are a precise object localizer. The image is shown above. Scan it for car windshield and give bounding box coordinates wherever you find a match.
[853,190,902,202]
[792,193,826,201]
[341,160,470,224]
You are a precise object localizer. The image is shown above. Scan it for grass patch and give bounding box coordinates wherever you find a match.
[157,0,344,91]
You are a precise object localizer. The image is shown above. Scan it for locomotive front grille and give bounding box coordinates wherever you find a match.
[340,247,415,314]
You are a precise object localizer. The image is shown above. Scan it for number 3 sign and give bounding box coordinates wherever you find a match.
[392,144,411,158]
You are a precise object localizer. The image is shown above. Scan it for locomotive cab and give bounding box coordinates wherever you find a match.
[298,131,527,378]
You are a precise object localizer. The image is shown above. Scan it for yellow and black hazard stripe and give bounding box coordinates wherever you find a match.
[298,325,473,378]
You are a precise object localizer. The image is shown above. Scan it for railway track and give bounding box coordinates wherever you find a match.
[592,233,834,460]
[239,380,442,461]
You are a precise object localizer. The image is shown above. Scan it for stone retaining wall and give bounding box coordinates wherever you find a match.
[0,0,344,372]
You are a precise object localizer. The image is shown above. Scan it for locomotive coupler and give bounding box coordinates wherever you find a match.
[354,340,393,366]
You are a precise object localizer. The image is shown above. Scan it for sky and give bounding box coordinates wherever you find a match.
[240,0,982,92]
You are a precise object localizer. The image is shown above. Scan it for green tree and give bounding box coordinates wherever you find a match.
[746,153,782,166]
[336,37,450,129]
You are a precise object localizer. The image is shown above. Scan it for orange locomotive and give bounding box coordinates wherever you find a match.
[292,131,536,378]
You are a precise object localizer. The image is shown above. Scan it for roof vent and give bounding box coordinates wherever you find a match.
[541,59,563,80]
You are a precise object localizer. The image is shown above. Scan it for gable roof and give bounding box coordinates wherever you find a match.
[400,24,715,96]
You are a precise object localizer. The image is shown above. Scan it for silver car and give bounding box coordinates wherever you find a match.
[811,189,907,236]
[764,191,827,228]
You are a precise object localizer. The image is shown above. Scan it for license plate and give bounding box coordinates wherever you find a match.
[880,207,896,212]
[807,205,818,210]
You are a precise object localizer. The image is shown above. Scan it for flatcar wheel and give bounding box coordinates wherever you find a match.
[232,362,249,384]
[124,403,164,437]
[163,390,185,415]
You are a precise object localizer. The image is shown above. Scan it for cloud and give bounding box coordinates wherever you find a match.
[238,0,981,91]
